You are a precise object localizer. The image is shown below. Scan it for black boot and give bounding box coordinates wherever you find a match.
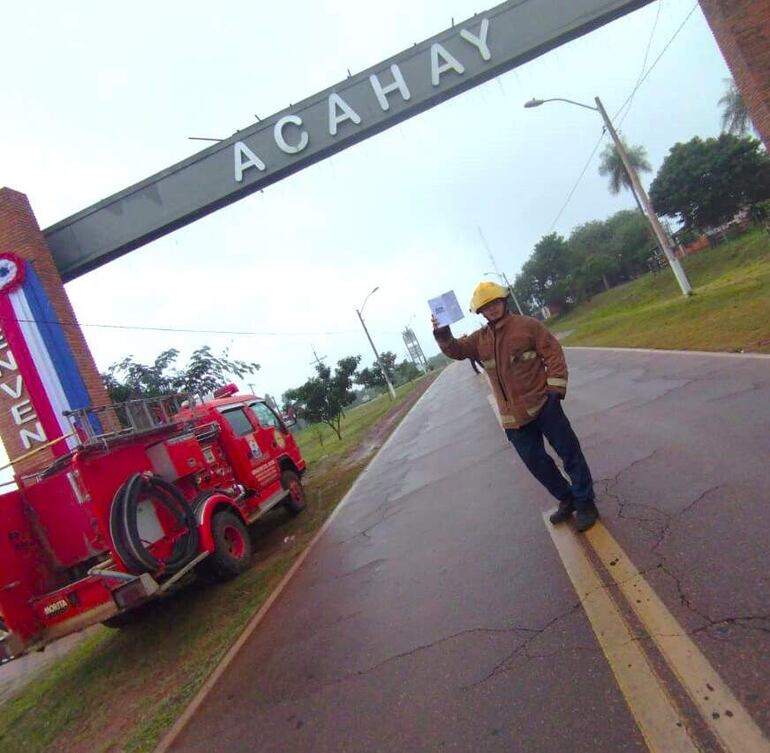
[575,503,599,532]
[549,499,575,525]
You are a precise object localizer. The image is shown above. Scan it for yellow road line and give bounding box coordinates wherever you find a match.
[544,514,700,753]
[586,522,770,753]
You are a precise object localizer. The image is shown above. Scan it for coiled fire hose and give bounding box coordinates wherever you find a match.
[109,473,199,576]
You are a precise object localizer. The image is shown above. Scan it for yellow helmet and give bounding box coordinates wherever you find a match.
[469,281,508,313]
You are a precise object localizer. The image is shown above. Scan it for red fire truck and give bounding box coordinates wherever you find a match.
[0,385,306,661]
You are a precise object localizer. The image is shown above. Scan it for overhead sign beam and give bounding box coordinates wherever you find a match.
[44,0,652,282]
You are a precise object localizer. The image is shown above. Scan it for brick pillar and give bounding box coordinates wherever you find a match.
[0,187,113,475]
[700,0,770,148]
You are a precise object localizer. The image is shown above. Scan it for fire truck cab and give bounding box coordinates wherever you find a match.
[0,385,306,661]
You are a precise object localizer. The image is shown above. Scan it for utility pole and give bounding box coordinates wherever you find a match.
[498,270,524,316]
[478,227,525,315]
[594,96,693,297]
[310,346,327,370]
[356,308,397,400]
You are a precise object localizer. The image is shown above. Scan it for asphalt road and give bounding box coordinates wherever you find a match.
[165,348,770,753]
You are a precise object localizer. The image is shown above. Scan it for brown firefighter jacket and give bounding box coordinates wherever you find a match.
[434,313,568,430]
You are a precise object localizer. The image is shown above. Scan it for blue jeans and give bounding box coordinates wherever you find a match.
[505,394,594,511]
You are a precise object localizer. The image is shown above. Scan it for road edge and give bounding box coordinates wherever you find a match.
[566,345,770,360]
[153,368,448,753]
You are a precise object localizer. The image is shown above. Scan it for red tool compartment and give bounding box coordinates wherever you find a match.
[19,467,106,569]
[146,432,207,482]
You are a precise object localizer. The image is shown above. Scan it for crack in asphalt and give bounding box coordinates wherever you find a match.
[351,624,542,678]
[702,381,761,403]
[335,502,407,545]
[461,602,584,689]
[653,561,770,640]
[590,454,768,653]
[596,450,721,551]
[328,559,389,582]
[599,449,660,487]
[650,485,722,555]
[459,558,713,692]
[693,615,770,639]
[596,469,741,638]
[576,378,693,420]
[253,624,546,708]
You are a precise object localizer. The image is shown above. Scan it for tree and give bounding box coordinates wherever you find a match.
[394,360,421,384]
[650,134,770,231]
[356,366,384,390]
[598,140,651,195]
[513,209,661,311]
[603,209,654,279]
[566,220,617,299]
[283,356,361,439]
[519,233,572,309]
[172,346,260,396]
[103,346,259,402]
[719,78,753,136]
[355,351,397,390]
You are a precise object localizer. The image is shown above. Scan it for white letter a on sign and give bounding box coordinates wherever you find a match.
[234,142,266,182]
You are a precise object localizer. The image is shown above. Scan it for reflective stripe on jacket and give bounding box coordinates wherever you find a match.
[434,314,568,430]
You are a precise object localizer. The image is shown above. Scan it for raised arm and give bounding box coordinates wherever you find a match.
[432,317,481,362]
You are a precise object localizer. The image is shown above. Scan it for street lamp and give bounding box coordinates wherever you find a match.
[524,96,693,297]
[356,287,397,400]
[483,271,524,315]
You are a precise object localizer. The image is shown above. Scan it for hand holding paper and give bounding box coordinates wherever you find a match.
[428,290,464,328]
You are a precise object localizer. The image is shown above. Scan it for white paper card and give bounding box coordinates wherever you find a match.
[428,290,464,327]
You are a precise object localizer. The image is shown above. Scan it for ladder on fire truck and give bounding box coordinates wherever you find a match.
[63,394,192,448]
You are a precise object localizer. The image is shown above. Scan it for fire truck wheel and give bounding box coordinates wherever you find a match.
[206,511,253,580]
[281,470,306,515]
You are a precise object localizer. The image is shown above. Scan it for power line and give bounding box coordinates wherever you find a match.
[0,315,360,338]
[0,315,406,340]
[615,0,663,125]
[615,1,699,126]
[545,1,699,231]
[548,128,606,231]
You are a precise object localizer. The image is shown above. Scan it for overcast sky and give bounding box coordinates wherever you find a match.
[1,0,730,469]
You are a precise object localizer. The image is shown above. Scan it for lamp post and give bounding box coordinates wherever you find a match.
[356,287,397,400]
[483,271,524,315]
[524,96,693,297]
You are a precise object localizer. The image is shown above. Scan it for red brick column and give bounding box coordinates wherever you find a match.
[700,0,770,148]
[0,187,113,475]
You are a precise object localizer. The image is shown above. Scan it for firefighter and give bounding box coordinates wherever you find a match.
[432,281,598,532]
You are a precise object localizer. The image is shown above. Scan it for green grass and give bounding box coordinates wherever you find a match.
[292,378,427,466]
[0,375,435,753]
[550,228,770,353]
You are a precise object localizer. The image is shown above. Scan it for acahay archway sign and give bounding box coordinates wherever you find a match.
[0,0,654,472]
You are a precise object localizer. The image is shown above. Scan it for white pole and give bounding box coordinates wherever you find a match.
[594,96,693,297]
[356,309,397,400]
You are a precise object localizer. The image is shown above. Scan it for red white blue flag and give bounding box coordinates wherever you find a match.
[0,253,97,457]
